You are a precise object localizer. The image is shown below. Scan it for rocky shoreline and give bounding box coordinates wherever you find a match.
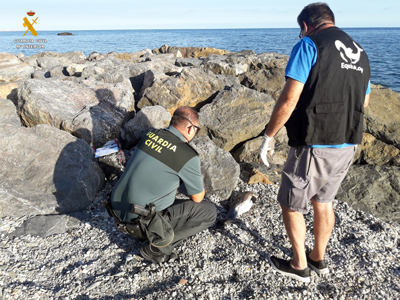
[0,46,400,298]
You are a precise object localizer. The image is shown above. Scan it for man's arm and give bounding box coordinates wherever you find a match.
[179,156,205,203]
[190,189,205,203]
[265,78,305,137]
[364,93,370,108]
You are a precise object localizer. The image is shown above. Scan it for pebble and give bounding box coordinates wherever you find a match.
[0,179,399,299]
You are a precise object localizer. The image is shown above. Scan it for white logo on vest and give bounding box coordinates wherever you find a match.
[335,40,364,73]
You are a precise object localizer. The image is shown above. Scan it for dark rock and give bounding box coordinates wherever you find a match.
[58,32,74,36]
[97,149,126,181]
[0,124,105,218]
[191,136,240,200]
[198,85,275,151]
[337,165,400,223]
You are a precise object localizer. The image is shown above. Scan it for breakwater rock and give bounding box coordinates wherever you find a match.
[0,47,399,225]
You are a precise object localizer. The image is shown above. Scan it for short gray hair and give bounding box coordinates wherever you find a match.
[297,2,335,30]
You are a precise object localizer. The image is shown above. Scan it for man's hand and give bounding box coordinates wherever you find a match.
[259,134,275,167]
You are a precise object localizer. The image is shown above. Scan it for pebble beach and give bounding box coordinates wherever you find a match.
[1,179,399,299]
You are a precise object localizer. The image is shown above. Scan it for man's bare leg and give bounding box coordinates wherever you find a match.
[281,204,307,269]
[309,200,335,261]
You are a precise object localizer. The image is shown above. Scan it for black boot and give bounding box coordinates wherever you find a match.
[140,244,177,264]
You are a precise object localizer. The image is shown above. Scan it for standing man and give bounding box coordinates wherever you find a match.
[259,3,370,282]
[109,107,217,263]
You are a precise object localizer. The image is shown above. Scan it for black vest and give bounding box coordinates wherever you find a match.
[137,128,198,172]
[285,27,370,146]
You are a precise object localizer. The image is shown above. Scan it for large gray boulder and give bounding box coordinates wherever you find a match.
[17,78,135,148]
[82,59,181,101]
[0,98,21,127]
[365,85,400,148]
[138,67,239,114]
[121,105,172,147]
[0,124,105,218]
[22,51,87,68]
[250,52,289,70]
[175,57,204,68]
[191,136,240,200]
[201,53,254,76]
[232,128,289,166]
[0,53,34,82]
[238,68,286,101]
[199,85,275,151]
[337,165,400,223]
[238,52,288,101]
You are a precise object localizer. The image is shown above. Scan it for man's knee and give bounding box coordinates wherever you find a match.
[200,201,217,224]
[280,203,302,215]
[311,199,333,213]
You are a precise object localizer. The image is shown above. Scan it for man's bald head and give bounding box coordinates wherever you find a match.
[170,107,199,130]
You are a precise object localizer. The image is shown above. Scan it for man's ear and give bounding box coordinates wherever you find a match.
[187,125,194,136]
[303,21,309,35]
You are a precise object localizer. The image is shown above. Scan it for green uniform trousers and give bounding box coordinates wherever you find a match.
[157,199,217,255]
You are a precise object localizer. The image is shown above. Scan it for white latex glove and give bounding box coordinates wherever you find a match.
[259,134,275,167]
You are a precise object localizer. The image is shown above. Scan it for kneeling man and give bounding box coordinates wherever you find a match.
[110,107,217,263]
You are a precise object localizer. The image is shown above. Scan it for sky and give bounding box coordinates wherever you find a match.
[1,0,399,31]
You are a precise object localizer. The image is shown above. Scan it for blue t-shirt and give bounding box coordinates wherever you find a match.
[285,37,371,148]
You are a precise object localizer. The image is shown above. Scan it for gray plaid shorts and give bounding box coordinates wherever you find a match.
[277,145,356,214]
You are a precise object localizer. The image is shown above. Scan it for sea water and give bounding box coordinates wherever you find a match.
[0,28,399,92]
